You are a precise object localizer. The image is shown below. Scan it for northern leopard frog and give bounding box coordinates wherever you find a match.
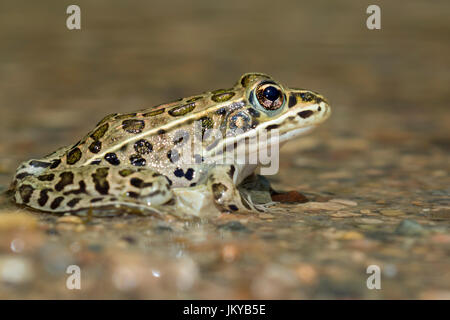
[11,73,331,217]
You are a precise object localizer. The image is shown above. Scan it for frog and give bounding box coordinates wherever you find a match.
[11,73,331,217]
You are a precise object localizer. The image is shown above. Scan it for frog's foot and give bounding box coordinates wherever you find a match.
[206,165,259,213]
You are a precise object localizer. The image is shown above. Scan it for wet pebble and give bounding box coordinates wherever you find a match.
[380,209,405,217]
[301,201,347,211]
[271,191,308,203]
[329,199,358,206]
[0,256,34,284]
[218,221,250,232]
[395,219,426,236]
[57,215,83,224]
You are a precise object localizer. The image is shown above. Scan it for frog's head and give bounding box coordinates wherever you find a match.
[202,73,331,165]
[226,73,331,145]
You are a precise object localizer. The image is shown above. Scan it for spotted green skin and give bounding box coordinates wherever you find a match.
[11,73,331,215]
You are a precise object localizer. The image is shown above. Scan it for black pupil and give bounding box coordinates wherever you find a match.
[263,86,280,101]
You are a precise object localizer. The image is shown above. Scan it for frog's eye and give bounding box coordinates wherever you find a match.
[255,83,284,111]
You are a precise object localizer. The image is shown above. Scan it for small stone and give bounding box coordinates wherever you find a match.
[57,215,83,224]
[380,209,405,217]
[0,256,34,284]
[271,191,308,203]
[218,221,250,232]
[295,264,318,285]
[356,218,384,224]
[395,219,426,236]
[338,231,365,240]
[329,199,358,206]
[330,211,361,218]
[302,201,347,211]
[221,244,239,262]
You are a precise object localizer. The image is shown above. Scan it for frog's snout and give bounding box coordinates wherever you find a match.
[288,89,331,124]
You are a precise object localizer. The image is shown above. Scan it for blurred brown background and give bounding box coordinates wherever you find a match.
[0,0,448,299]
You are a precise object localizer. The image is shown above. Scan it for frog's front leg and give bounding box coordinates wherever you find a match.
[206,165,254,213]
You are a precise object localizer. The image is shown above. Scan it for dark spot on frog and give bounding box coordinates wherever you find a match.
[174,168,184,178]
[216,107,227,115]
[130,177,153,188]
[265,124,280,131]
[50,159,61,169]
[104,153,120,166]
[298,110,314,119]
[126,191,139,198]
[55,172,74,191]
[184,168,194,181]
[119,169,135,177]
[66,147,82,165]
[38,173,55,182]
[29,160,51,168]
[228,165,235,179]
[90,198,103,203]
[62,180,87,195]
[211,91,235,103]
[38,188,52,206]
[16,172,32,180]
[90,123,109,141]
[91,167,110,195]
[157,129,166,135]
[298,92,315,102]
[19,184,34,203]
[288,94,297,108]
[130,154,146,167]
[88,140,102,154]
[189,182,197,187]
[134,139,153,154]
[90,159,102,165]
[67,197,82,208]
[122,119,145,134]
[168,102,196,117]
[50,196,64,210]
